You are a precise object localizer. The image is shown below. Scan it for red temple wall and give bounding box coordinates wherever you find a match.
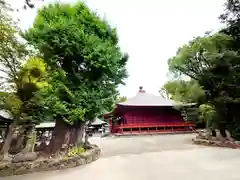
[121,107,184,125]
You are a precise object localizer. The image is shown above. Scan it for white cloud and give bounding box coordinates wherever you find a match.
[9,0,226,97]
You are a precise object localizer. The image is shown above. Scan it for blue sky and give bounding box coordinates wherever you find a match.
[10,0,226,97]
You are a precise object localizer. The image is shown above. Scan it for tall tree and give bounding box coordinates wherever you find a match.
[219,0,240,138]
[168,32,240,138]
[0,0,29,160]
[24,2,128,153]
[220,0,240,44]
[0,1,47,156]
[0,56,47,159]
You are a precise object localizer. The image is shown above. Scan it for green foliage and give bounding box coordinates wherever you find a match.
[17,57,47,102]
[161,79,209,127]
[101,96,128,113]
[0,1,28,92]
[167,28,240,137]
[24,2,128,124]
[0,2,46,125]
[161,80,205,103]
[116,96,127,103]
[0,56,48,125]
[168,33,232,80]
[67,146,85,157]
[216,0,240,138]
[199,104,216,128]
[167,32,240,105]
[21,57,47,83]
[0,92,21,118]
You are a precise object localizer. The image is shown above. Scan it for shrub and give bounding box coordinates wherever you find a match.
[67,146,85,157]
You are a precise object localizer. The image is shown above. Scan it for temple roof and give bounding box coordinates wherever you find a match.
[36,122,55,129]
[91,118,106,125]
[117,87,182,107]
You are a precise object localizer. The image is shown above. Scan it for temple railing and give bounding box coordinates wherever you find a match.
[117,122,195,128]
[111,122,196,134]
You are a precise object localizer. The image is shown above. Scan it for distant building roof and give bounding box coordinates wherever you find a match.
[91,118,106,125]
[36,122,55,129]
[36,118,107,129]
[0,110,12,124]
[0,110,12,119]
[117,87,184,107]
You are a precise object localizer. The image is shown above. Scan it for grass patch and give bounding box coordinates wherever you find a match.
[67,146,85,157]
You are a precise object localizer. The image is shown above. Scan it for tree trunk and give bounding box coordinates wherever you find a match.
[65,122,85,147]
[12,128,27,153]
[22,126,36,153]
[68,125,78,147]
[84,122,91,149]
[215,103,227,137]
[84,130,88,145]
[3,124,9,141]
[84,132,90,149]
[75,122,84,146]
[46,119,69,155]
[0,119,18,161]
[14,133,25,152]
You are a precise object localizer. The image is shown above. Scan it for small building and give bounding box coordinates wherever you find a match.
[0,110,12,141]
[0,110,12,129]
[35,118,107,135]
[35,122,55,130]
[90,118,107,132]
[104,87,195,134]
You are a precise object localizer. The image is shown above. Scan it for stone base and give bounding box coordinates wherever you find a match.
[193,138,240,149]
[0,145,101,177]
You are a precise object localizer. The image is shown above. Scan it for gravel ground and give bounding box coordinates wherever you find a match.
[90,133,200,157]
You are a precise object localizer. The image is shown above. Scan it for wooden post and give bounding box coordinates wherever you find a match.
[109,118,113,133]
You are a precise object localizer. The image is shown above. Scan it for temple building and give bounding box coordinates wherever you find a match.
[104,87,195,135]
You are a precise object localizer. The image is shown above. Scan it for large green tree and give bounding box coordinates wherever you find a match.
[0,1,29,159]
[168,32,240,138]
[0,1,49,158]
[0,56,47,159]
[24,2,128,153]
[219,0,240,138]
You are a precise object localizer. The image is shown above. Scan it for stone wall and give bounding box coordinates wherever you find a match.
[193,138,240,149]
[0,145,101,177]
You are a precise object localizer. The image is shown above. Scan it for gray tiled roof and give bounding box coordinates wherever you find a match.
[0,110,12,119]
[35,118,107,128]
[117,92,182,107]
[91,118,106,125]
[36,122,55,128]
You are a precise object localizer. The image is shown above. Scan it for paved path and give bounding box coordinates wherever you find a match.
[92,134,200,157]
[2,134,240,180]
